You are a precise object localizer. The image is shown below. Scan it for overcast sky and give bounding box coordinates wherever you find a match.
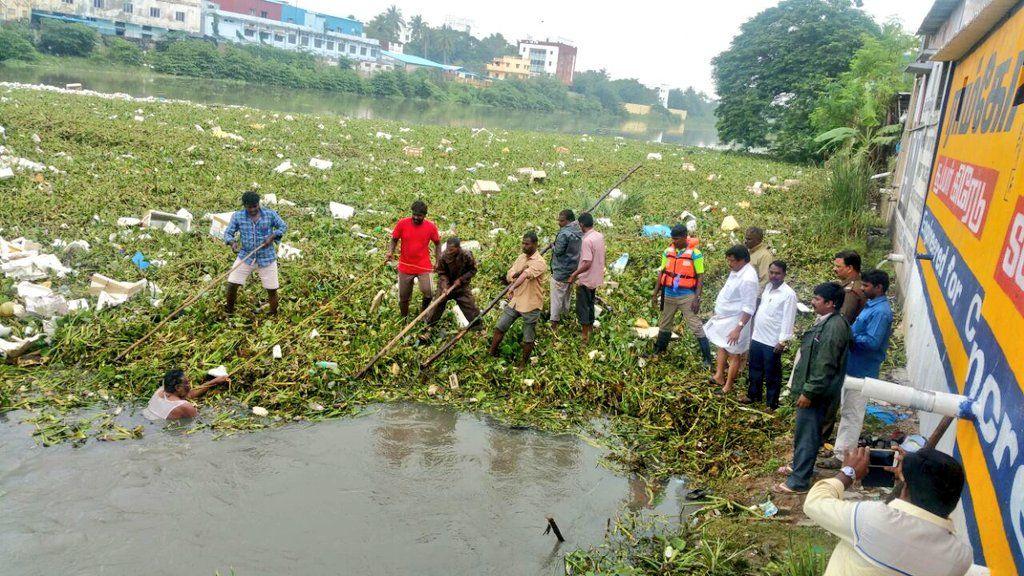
[298,0,935,96]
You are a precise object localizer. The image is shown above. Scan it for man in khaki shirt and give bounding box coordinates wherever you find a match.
[490,231,548,367]
[745,227,775,290]
[835,250,867,323]
[804,446,974,576]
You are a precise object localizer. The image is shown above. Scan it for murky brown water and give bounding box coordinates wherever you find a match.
[0,403,685,576]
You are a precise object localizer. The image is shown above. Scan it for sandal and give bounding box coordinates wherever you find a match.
[772,482,807,495]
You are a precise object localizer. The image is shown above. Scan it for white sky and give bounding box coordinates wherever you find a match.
[298,0,936,96]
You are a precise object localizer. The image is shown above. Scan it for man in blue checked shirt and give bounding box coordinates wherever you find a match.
[223,191,288,315]
[821,269,894,469]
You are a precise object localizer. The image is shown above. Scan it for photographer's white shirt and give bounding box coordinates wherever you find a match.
[804,478,974,576]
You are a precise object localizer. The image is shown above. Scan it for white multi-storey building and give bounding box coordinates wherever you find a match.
[205,10,389,71]
[32,0,202,39]
[516,39,576,85]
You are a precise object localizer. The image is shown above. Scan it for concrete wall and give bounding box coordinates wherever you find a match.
[890,3,1024,572]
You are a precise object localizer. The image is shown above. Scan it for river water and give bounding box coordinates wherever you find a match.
[0,403,685,576]
[0,65,718,147]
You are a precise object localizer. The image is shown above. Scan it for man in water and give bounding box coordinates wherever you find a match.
[144,369,230,420]
[223,190,288,315]
[386,200,442,317]
[490,231,548,367]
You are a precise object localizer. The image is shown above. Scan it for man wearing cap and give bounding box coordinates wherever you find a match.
[651,224,713,366]
[803,446,974,576]
[223,190,288,315]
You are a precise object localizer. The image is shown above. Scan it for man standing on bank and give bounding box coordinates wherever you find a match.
[651,224,713,366]
[776,283,851,494]
[568,213,606,345]
[822,250,868,446]
[821,269,894,469]
[704,245,759,393]
[491,231,548,367]
[745,226,775,291]
[427,237,480,329]
[549,209,582,328]
[741,260,797,410]
[386,200,442,317]
[224,190,288,315]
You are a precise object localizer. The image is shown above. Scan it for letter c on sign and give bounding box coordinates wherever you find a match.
[1013,464,1024,559]
[965,294,982,342]
[977,374,1001,444]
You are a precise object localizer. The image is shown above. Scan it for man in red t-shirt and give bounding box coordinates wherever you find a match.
[385,200,442,316]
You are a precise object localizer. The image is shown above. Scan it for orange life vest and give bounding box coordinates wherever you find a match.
[660,246,698,290]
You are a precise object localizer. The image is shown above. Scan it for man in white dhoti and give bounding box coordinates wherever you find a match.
[703,245,759,394]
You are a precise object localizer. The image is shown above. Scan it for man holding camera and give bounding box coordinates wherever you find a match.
[804,446,974,575]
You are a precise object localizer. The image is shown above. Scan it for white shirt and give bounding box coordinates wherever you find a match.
[713,263,759,318]
[804,478,974,576]
[751,281,798,347]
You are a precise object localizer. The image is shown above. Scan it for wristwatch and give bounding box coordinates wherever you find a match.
[840,466,857,481]
[737,319,746,327]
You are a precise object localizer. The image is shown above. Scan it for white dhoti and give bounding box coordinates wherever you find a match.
[703,314,752,355]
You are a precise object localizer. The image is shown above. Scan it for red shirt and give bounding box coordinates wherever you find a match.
[392,217,439,274]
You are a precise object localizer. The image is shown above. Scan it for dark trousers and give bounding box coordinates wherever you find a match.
[786,402,829,491]
[821,393,842,448]
[576,285,596,326]
[747,340,783,409]
[427,287,480,326]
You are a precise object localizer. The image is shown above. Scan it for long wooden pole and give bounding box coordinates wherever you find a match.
[420,163,643,369]
[353,283,457,379]
[227,263,386,378]
[116,241,268,361]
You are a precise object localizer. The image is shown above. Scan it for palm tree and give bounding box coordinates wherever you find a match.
[408,15,424,41]
[366,5,404,43]
[435,25,454,65]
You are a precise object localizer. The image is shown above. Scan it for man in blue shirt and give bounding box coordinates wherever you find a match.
[823,269,894,468]
[223,191,288,315]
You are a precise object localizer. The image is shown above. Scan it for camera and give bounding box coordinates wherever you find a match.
[861,449,897,488]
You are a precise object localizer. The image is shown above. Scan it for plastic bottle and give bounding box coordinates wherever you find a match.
[315,361,339,372]
[611,253,629,274]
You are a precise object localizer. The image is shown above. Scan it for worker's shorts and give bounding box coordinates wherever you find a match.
[658,293,704,337]
[495,306,540,343]
[228,259,279,290]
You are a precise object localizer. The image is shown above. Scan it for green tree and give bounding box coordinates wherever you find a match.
[0,27,37,62]
[366,5,404,43]
[37,20,98,57]
[103,37,143,66]
[370,71,401,97]
[667,87,717,117]
[810,21,916,135]
[712,0,879,159]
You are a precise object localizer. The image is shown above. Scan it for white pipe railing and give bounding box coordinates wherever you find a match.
[844,376,975,420]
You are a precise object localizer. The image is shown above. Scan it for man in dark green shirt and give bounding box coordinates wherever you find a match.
[775,282,851,494]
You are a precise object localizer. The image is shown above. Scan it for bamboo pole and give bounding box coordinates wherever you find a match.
[227,263,386,378]
[116,241,269,361]
[353,283,457,379]
[420,163,643,369]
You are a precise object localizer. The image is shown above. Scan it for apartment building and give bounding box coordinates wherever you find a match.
[516,39,576,85]
[32,0,202,39]
[485,55,532,81]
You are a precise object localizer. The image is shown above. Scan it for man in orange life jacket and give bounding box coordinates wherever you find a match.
[651,224,713,366]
